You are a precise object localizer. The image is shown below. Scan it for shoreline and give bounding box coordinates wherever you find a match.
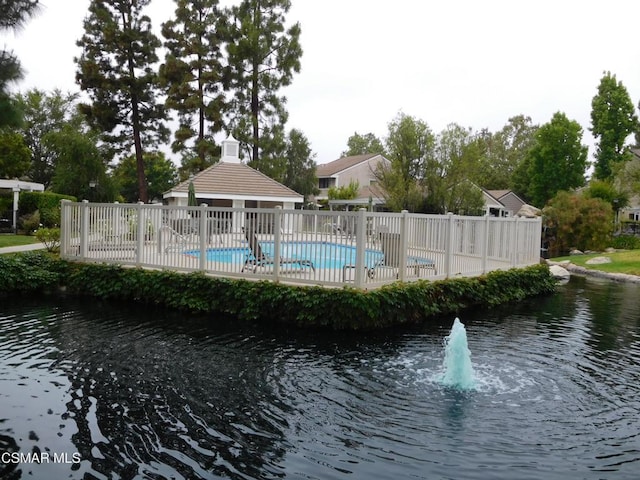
[547,260,640,284]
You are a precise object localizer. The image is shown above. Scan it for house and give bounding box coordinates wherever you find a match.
[163,136,303,210]
[315,153,390,210]
[485,189,527,217]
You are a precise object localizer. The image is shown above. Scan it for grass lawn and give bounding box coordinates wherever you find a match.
[552,250,640,276]
[0,234,39,249]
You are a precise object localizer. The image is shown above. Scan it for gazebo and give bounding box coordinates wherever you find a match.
[163,136,303,210]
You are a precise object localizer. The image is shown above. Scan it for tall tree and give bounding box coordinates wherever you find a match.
[113,151,178,203]
[590,71,639,180]
[14,89,84,188]
[226,0,302,173]
[48,126,116,202]
[526,112,588,207]
[377,113,435,212]
[281,128,318,201]
[160,0,228,170]
[341,132,385,157]
[76,0,168,202]
[0,131,30,178]
[0,0,40,128]
[434,123,485,215]
[473,115,538,191]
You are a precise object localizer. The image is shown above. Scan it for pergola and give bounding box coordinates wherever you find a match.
[0,179,45,233]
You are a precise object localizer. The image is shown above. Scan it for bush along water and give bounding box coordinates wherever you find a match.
[0,252,556,330]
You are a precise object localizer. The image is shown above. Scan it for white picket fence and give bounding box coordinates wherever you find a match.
[60,201,542,289]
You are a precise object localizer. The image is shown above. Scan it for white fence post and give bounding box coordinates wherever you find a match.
[273,207,282,279]
[445,213,454,278]
[354,209,367,288]
[512,216,520,267]
[399,210,409,282]
[136,203,145,265]
[199,204,208,271]
[482,214,490,274]
[80,200,89,258]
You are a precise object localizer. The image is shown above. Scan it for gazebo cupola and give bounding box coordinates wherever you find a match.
[221,135,240,164]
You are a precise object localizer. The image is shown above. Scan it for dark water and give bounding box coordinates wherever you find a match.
[1,275,639,480]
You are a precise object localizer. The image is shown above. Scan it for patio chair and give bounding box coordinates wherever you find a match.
[241,226,315,273]
[368,232,437,279]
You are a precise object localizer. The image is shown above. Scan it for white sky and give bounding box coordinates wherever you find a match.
[2,0,640,164]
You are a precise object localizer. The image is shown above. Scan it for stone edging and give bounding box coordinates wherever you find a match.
[547,261,640,284]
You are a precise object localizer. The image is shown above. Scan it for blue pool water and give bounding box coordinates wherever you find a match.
[187,241,385,269]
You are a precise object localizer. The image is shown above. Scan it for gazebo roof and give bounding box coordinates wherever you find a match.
[164,162,303,203]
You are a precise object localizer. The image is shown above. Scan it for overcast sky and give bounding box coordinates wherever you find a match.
[2,0,640,165]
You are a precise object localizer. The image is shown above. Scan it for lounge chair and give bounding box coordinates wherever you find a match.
[241,227,315,273]
[368,232,437,278]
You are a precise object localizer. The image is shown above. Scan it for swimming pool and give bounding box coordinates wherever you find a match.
[186,241,385,269]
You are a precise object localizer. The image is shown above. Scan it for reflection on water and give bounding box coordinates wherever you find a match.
[0,274,639,479]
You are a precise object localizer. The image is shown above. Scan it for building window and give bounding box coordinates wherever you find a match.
[319,178,335,189]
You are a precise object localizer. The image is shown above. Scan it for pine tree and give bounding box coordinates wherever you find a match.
[75,0,168,202]
[226,0,302,173]
[160,0,228,171]
[0,0,40,128]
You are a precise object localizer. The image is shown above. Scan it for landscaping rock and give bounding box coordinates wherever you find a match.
[549,264,570,280]
[517,204,541,218]
[585,256,612,265]
[570,249,584,255]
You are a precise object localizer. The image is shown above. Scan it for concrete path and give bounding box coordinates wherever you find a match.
[0,243,46,255]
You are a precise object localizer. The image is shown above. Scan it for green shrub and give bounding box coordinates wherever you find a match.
[35,227,61,252]
[611,234,640,250]
[0,254,556,330]
[19,210,40,235]
[543,191,613,255]
[18,191,76,228]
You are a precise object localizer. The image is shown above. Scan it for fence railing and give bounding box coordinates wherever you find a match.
[60,201,542,289]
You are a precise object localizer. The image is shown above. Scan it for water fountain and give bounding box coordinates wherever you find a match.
[439,318,475,390]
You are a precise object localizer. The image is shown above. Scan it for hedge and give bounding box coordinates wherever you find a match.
[0,252,557,330]
[18,191,77,227]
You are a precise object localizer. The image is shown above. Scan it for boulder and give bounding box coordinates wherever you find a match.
[549,264,570,280]
[570,249,584,256]
[516,204,541,218]
[585,256,612,265]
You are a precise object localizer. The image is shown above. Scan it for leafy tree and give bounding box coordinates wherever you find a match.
[76,0,168,202]
[432,123,485,214]
[281,128,318,201]
[48,127,116,202]
[341,132,385,157]
[0,131,30,178]
[543,191,612,254]
[328,180,359,200]
[473,115,538,192]
[113,151,178,203]
[160,0,228,170]
[226,0,302,173]
[377,112,434,212]
[525,112,588,207]
[590,71,639,180]
[14,89,84,188]
[583,179,628,209]
[0,0,39,128]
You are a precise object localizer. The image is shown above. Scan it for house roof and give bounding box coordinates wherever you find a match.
[316,154,380,177]
[164,162,303,202]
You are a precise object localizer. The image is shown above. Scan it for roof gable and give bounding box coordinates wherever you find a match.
[316,154,383,177]
[165,162,302,200]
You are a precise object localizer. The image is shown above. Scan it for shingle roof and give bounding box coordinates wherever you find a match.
[316,154,379,177]
[166,162,302,200]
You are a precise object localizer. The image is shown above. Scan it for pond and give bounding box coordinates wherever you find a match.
[1,275,639,479]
